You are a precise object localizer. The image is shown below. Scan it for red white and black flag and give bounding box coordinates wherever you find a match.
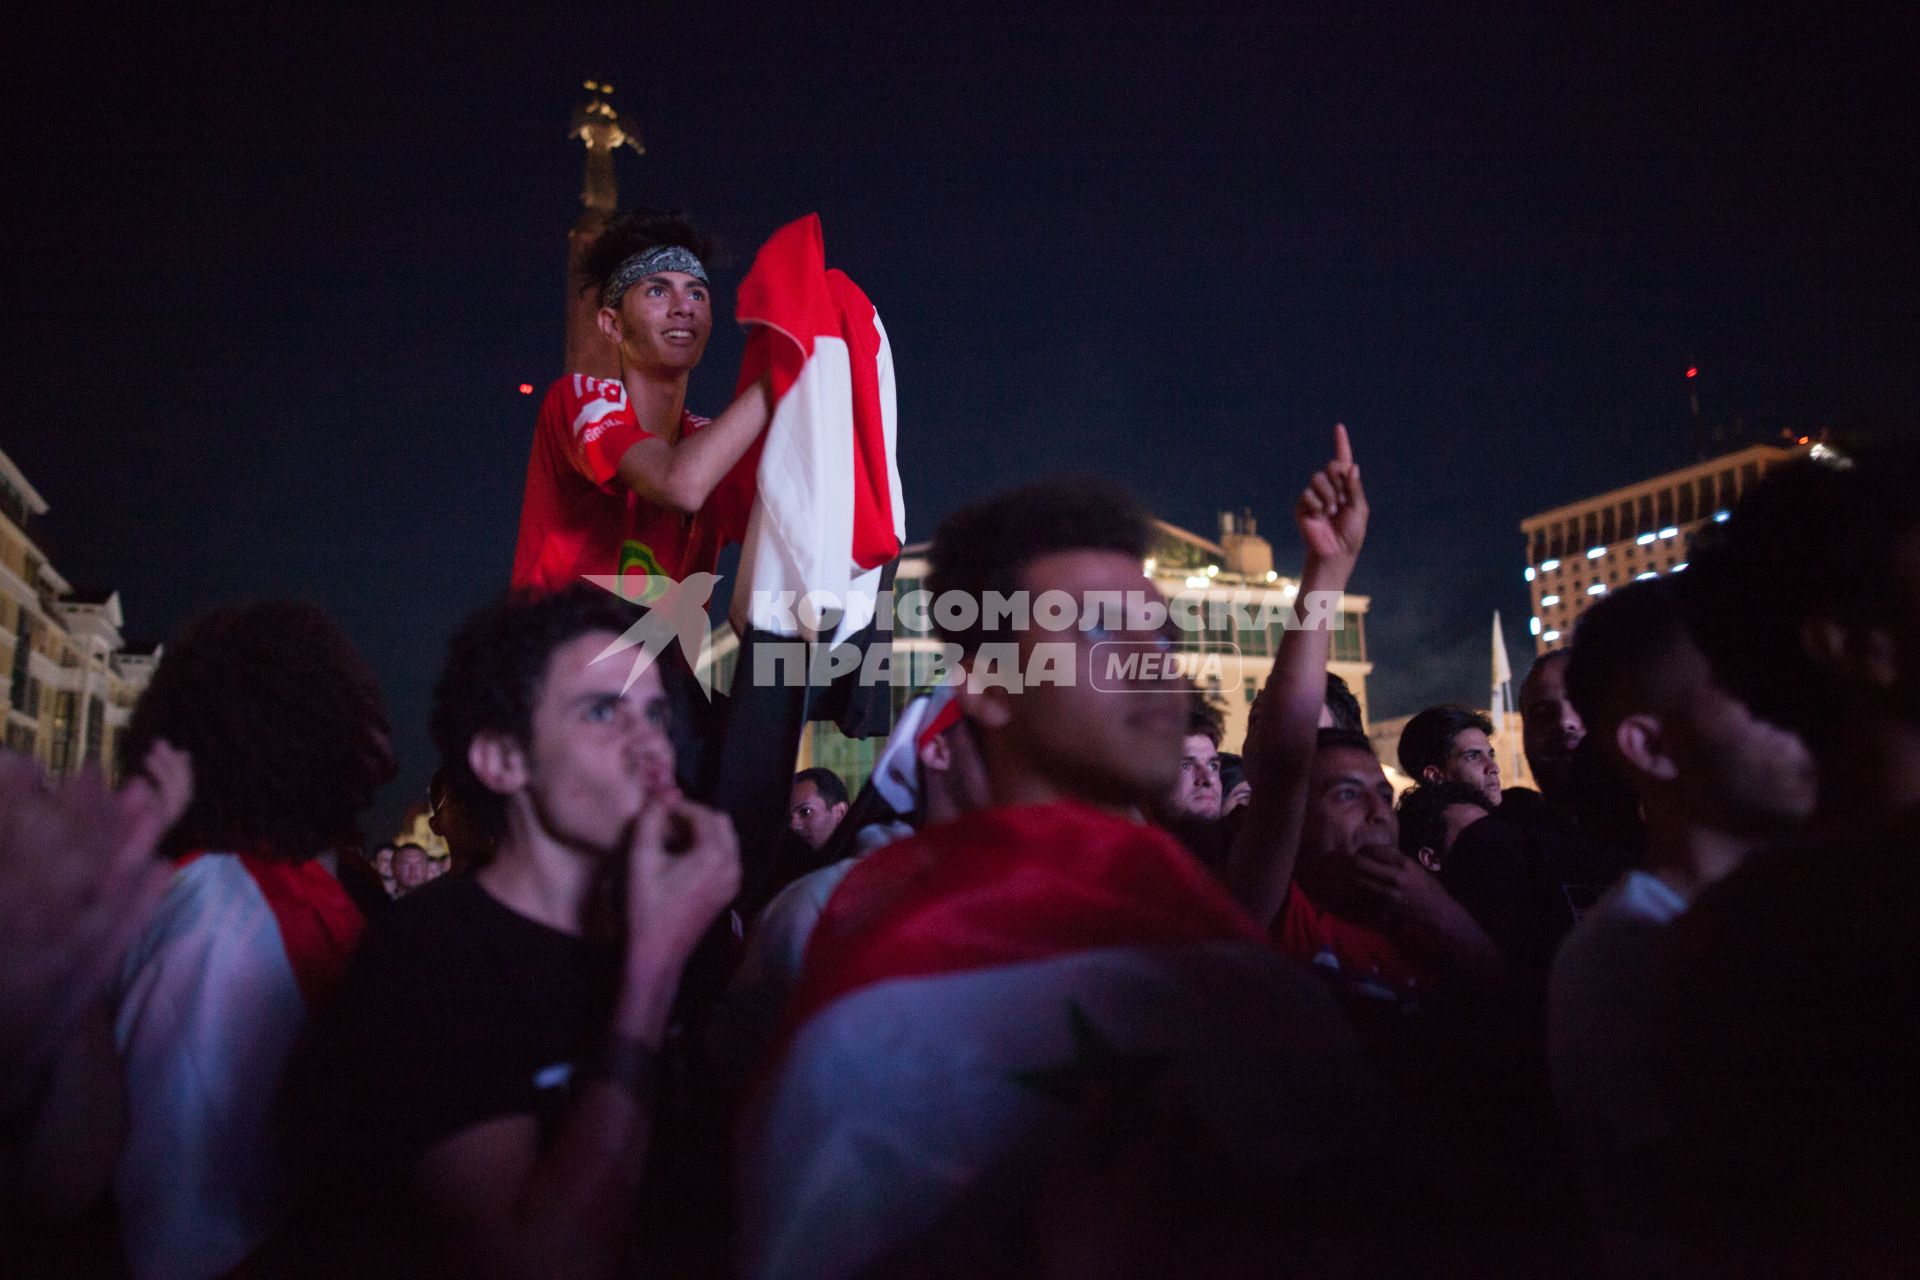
[728,213,905,646]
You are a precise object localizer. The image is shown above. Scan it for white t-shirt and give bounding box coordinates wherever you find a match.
[1547,869,1690,1275]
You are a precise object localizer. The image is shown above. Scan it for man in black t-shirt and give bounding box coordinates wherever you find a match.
[296,586,740,1279]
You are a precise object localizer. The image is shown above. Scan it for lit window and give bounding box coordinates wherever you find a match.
[1672,561,1689,573]
[1713,510,1730,523]
[1529,617,1542,636]
[1524,567,1536,583]
[1636,533,1656,546]
[1540,558,1561,572]
[1587,583,1607,595]
[1659,526,1679,540]
[1540,594,1560,606]
[1587,546,1607,559]
[1636,571,1658,581]
[1543,630,1561,643]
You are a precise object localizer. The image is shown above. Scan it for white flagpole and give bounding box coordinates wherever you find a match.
[1491,611,1527,786]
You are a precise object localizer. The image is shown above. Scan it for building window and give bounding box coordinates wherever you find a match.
[1331,611,1366,663]
[84,696,104,765]
[9,614,33,713]
[808,723,882,797]
[49,691,76,773]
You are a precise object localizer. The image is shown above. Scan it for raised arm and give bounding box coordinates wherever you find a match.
[614,375,773,516]
[1225,425,1369,928]
[411,796,741,1280]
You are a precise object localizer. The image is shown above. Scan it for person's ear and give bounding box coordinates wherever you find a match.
[830,802,848,823]
[1614,713,1677,782]
[595,305,625,347]
[468,732,529,798]
[1421,764,1445,786]
[1416,846,1442,873]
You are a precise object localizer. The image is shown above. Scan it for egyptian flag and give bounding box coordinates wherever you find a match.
[114,853,366,1280]
[729,214,905,647]
[737,802,1407,1280]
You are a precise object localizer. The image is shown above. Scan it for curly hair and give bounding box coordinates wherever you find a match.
[925,476,1153,657]
[574,207,719,298]
[118,600,393,863]
[1186,693,1225,746]
[1324,672,1364,733]
[430,585,649,844]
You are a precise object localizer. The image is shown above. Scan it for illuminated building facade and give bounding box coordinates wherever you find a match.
[1520,443,1798,654]
[0,446,156,778]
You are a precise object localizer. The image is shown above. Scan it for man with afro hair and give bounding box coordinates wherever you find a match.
[34,599,394,1280]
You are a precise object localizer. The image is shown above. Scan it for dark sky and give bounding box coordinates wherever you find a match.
[5,1,1917,832]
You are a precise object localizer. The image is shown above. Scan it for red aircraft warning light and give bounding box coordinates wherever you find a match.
[1685,366,1698,379]
[518,383,534,395]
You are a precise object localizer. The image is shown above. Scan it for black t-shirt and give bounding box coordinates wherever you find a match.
[283,874,619,1275]
[1654,805,1920,1271]
[1440,798,1628,978]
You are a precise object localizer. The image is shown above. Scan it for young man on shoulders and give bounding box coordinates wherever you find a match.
[302,586,740,1279]
[511,210,773,595]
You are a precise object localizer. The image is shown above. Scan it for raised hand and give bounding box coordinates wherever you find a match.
[1295,423,1369,568]
[1342,843,1500,970]
[624,793,742,972]
[0,742,192,1104]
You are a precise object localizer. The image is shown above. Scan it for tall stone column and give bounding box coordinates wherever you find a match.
[565,80,644,379]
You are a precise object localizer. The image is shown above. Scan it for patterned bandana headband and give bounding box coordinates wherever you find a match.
[603,245,710,309]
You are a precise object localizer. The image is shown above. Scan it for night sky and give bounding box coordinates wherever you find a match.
[6,1,1917,833]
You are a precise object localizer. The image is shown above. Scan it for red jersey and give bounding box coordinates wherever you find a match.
[509,374,754,594]
[1273,886,1434,1002]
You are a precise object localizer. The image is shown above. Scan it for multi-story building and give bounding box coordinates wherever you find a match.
[803,511,1374,793]
[0,446,157,778]
[1520,443,1798,654]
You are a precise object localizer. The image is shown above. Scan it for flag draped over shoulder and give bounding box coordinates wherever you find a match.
[728,214,904,646]
[738,802,1405,1280]
[114,853,365,1280]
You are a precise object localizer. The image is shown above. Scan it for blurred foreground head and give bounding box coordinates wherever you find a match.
[1685,440,1920,767]
[119,599,393,862]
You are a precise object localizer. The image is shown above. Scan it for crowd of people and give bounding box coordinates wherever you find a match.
[4,205,1917,1278]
